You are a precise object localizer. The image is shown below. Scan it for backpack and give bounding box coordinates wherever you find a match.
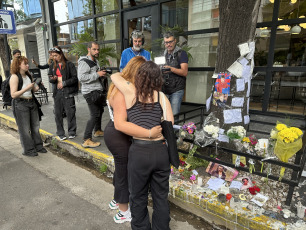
[1,74,24,109]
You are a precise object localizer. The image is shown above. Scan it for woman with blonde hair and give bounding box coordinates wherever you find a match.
[111,61,173,229]
[10,56,46,156]
[104,56,162,224]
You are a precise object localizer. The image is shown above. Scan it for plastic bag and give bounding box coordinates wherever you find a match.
[194,112,220,147]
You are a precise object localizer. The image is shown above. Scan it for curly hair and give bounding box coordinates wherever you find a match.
[107,56,146,100]
[134,61,163,105]
[51,46,68,70]
[10,56,31,77]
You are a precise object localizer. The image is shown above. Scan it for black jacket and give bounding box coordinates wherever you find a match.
[48,61,78,97]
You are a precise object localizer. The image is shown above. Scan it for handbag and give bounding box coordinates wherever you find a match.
[160,92,180,168]
[91,90,104,105]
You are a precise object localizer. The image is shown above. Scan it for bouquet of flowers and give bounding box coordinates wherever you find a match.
[242,134,258,154]
[226,126,246,140]
[271,122,303,180]
[194,112,220,147]
[177,122,197,151]
[182,122,197,134]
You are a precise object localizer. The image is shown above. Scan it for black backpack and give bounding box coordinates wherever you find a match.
[1,74,23,109]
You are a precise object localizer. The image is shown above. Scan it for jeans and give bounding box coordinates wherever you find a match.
[166,89,184,116]
[54,90,77,137]
[128,141,170,230]
[13,99,43,154]
[83,93,104,140]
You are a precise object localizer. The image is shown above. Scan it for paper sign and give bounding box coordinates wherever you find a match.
[219,129,225,134]
[212,73,231,108]
[173,125,182,130]
[242,65,252,80]
[212,73,218,78]
[246,79,251,97]
[236,79,245,92]
[231,97,244,107]
[238,57,249,66]
[206,95,212,112]
[224,109,242,124]
[230,181,243,190]
[246,41,255,60]
[206,178,225,191]
[244,115,250,124]
[227,61,243,78]
[218,134,229,143]
[154,56,166,65]
[251,193,269,207]
[238,43,250,57]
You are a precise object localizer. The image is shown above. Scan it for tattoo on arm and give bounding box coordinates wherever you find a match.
[126,81,130,85]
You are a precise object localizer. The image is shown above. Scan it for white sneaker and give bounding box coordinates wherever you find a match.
[109,199,119,210]
[113,210,132,224]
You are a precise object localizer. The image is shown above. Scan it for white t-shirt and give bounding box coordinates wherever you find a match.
[21,76,32,98]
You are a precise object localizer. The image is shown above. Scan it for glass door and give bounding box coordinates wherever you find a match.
[123,6,159,53]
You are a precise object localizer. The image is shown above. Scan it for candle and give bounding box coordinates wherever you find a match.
[197,177,203,186]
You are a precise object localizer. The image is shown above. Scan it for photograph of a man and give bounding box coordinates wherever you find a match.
[0,15,6,28]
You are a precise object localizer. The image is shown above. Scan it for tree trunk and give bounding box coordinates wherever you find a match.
[210,0,261,136]
[0,34,10,79]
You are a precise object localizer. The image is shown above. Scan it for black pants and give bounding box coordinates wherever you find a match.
[104,120,131,204]
[83,93,104,140]
[128,140,171,230]
[54,90,76,137]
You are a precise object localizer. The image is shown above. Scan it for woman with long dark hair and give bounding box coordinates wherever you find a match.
[10,56,47,156]
[111,61,173,230]
[48,46,78,140]
[105,56,162,224]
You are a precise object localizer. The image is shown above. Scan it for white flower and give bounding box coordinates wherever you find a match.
[257,139,269,150]
[204,125,220,139]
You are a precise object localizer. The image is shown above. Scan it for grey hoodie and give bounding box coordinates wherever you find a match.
[78,55,103,95]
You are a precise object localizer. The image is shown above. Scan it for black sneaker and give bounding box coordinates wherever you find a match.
[37,147,47,153]
[23,151,38,157]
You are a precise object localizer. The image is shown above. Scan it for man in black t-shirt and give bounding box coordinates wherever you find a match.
[163,31,188,116]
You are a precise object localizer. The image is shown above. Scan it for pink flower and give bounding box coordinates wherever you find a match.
[190,174,196,181]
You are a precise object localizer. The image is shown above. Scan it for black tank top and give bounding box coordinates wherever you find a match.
[127,93,163,130]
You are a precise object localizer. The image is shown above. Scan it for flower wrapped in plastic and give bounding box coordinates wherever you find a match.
[177,122,197,151]
[194,112,220,147]
[272,122,303,180]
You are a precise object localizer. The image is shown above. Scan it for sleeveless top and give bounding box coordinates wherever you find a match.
[21,76,32,98]
[127,93,163,130]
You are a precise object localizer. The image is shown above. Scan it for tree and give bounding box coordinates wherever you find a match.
[209,0,261,146]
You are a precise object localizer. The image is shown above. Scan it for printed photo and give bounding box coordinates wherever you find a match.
[212,73,231,108]
[206,162,238,182]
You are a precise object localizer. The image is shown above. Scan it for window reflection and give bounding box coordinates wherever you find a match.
[254,27,271,66]
[56,20,94,46]
[122,0,156,9]
[104,43,121,67]
[269,71,306,115]
[250,72,265,111]
[54,0,91,24]
[186,71,215,104]
[187,33,218,67]
[95,0,119,13]
[257,0,274,22]
[274,26,305,66]
[13,0,42,23]
[279,0,305,20]
[96,14,120,41]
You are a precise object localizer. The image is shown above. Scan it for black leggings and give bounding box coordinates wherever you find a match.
[128,140,171,230]
[104,120,131,204]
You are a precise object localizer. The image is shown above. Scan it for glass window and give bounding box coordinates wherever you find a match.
[13,0,42,23]
[102,43,121,68]
[56,19,94,46]
[186,71,215,104]
[187,33,218,67]
[268,71,306,115]
[54,0,91,24]
[257,0,274,22]
[274,25,305,66]
[96,14,120,41]
[122,0,156,9]
[279,0,305,20]
[254,27,271,66]
[96,0,119,13]
[250,71,265,111]
[161,1,188,31]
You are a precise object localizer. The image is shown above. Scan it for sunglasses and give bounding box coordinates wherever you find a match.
[49,47,60,52]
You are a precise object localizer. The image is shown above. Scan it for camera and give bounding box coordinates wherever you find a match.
[98,67,112,74]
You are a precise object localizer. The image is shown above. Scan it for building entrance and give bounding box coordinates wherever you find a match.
[123,6,159,54]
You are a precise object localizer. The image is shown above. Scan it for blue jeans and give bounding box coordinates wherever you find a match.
[166,89,184,116]
[13,99,43,154]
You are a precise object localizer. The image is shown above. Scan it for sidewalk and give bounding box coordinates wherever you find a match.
[0,94,305,230]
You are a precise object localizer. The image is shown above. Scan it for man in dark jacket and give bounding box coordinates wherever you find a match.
[48,46,78,140]
[163,31,188,116]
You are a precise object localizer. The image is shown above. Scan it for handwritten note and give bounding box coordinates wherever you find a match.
[206,178,225,191]
[218,134,229,143]
[236,79,245,92]
[232,97,244,107]
[238,43,250,57]
[224,109,242,124]
[230,181,243,190]
[228,61,243,78]
[244,115,250,124]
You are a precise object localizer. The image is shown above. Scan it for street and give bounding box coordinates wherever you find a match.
[0,128,200,230]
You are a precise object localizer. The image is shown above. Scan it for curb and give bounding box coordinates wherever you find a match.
[0,112,287,230]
